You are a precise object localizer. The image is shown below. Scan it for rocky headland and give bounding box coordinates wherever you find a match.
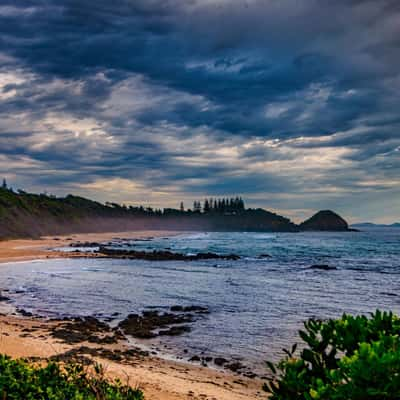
[299,210,352,231]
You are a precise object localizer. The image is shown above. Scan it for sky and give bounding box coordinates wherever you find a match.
[0,0,399,223]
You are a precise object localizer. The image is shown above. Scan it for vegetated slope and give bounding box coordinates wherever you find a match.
[0,188,125,238]
[0,188,298,238]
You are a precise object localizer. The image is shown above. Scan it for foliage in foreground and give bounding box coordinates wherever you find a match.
[0,355,144,400]
[264,310,400,400]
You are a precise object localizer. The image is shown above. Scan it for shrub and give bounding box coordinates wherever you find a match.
[0,355,144,399]
[264,310,400,399]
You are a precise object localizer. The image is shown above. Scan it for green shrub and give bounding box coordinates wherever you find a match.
[0,355,144,399]
[264,310,400,399]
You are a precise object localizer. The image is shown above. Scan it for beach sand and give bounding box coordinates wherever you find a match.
[0,230,178,263]
[0,232,265,400]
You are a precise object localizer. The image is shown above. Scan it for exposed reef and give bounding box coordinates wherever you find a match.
[98,246,240,261]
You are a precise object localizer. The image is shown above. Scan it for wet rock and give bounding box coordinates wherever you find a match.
[214,357,228,366]
[17,308,33,317]
[309,264,337,271]
[98,246,240,261]
[118,311,194,339]
[158,325,191,336]
[189,355,201,362]
[258,254,272,258]
[225,361,245,372]
[170,305,209,313]
[69,241,101,247]
[50,316,118,345]
[243,372,258,378]
[49,346,148,365]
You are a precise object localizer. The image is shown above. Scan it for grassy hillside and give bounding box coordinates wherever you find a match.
[0,187,297,238]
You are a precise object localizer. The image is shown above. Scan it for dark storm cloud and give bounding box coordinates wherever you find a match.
[0,0,399,221]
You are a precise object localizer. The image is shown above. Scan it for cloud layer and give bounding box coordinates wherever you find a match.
[0,0,399,222]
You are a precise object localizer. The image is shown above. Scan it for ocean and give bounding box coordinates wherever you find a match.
[1,228,399,373]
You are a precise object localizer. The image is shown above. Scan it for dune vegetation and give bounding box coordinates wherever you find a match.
[0,355,143,400]
[265,310,400,399]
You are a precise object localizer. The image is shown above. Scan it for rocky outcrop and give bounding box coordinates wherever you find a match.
[98,246,240,261]
[309,264,337,271]
[299,210,349,231]
[118,309,199,338]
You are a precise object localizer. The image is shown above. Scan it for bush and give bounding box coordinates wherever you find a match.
[264,310,400,399]
[0,355,144,399]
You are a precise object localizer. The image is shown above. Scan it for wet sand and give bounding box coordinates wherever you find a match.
[0,232,265,399]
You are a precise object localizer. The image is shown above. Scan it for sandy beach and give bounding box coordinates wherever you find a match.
[0,232,265,400]
[0,231,179,264]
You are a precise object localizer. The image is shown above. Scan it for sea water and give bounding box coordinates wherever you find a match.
[1,228,399,372]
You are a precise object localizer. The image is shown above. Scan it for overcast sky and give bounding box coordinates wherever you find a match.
[0,0,399,223]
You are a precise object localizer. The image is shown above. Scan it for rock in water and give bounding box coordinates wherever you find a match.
[299,210,349,231]
[309,264,337,271]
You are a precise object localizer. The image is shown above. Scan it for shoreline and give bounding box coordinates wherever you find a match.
[0,230,182,264]
[0,231,265,399]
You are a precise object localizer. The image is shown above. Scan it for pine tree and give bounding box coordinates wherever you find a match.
[180,201,185,212]
[204,199,210,213]
[209,198,214,211]
[2,178,7,189]
[193,201,201,213]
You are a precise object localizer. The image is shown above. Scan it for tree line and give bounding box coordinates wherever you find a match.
[106,197,246,216]
[190,197,245,214]
[1,180,246,217]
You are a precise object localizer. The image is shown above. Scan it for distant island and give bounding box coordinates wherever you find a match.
[351,222,400,228]
[0,181,352,239]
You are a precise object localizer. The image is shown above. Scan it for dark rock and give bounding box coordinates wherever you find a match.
[48,346,148,365]
[118,311,193,339]
[170,305,184,312]
[258,254,272,258]
[98,246,240,261]
[214,357,228,366]
[225,361,245,372]
[0,295,10,302]
[69,241,101,247]
[17,308,33,317]
[183,305,209,313]
[158,325,191,336]
[309,264,337,271]
[170,305,209,313]
[300,210,350,231]
[243,372,257,378]
[189,355,201,362]
[49,316,117,345]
